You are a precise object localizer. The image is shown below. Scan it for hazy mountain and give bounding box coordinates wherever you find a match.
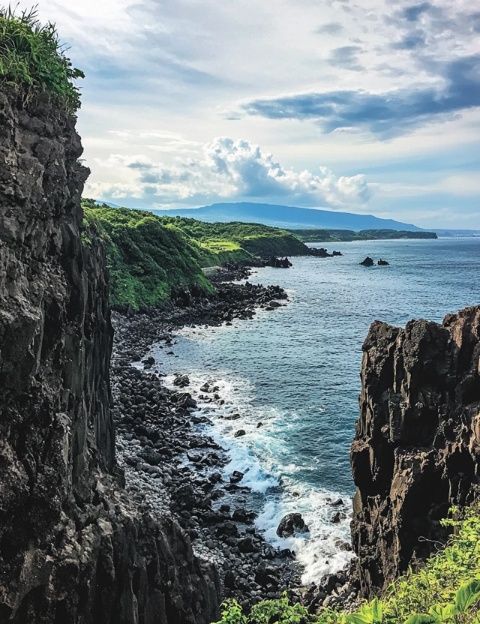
[153,202,423,231]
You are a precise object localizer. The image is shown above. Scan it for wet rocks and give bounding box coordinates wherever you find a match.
[308,247,342,258]
[174,373,190,387]
[110,275,302,607]
[230,470,244,484]
[234,429,246,438]
[265,256,292,268]
[360,256,374,267]
[377,258,389,265]
[276,513,309,537]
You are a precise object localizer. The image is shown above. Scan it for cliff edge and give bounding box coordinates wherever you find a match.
[0,87,219,622]
[351,306,480,596]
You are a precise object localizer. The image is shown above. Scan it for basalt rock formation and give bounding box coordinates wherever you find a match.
[0,88,219,622]
[351,306,480,596]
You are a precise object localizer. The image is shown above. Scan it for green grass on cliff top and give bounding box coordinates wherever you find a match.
[214,506,480,623]
[0,7,83,110]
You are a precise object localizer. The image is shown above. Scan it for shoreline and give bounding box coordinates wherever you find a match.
[111,279,304,606]
[110,274,358,609]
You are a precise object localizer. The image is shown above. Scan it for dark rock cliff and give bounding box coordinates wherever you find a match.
[0,88,219,623]
[351,306,480,596]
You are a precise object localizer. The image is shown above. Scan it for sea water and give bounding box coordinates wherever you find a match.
[153,238,480,584]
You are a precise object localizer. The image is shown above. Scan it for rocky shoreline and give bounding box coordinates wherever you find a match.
[111,277,358,611]
[111,280,304,607]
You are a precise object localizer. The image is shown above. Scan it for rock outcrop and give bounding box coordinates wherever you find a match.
[0,88,219,622]
[351,306,480,596]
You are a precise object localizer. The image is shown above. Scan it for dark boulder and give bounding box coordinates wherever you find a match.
[276,513,309,537]
[230,470,244,484]
[360,256,374,267]
[265,256,292,268]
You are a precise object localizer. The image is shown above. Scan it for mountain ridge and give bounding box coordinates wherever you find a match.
[152,201,423,232]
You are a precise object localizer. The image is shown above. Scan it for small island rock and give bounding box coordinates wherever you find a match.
[360,256,374,267]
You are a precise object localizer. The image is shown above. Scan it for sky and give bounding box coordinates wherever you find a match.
[22,0,480,228]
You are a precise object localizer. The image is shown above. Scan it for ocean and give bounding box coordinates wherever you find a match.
[153,238,480,584]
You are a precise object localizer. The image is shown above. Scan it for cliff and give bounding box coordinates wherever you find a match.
[0,87,219,622]
[351,306,480,596]
[82,202,215,311]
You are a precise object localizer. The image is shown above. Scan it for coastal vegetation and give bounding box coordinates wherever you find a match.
[0,6,83,110]
[82,201,311,309]
[289,229,438,243]
[82,201,214,310]
[214,506,480,623]
[158,215,308,257]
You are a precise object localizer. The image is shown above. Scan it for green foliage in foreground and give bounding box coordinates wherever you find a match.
[214,506,480,624]
[289,229,438,243]
[0,7,83,111]
[82,201,214,310]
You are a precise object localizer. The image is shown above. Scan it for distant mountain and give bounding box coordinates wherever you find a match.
[153,202,422,232]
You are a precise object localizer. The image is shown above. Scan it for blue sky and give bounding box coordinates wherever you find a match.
[26,0,480,228]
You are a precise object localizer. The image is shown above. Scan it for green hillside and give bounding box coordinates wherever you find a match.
[82,202,311,310]
[157,216,309,257]
[82,201,215,310]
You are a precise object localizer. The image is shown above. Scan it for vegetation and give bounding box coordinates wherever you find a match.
[82,202,316,309]
[0,7,83,111]
[214,506,480,624]
[289,229,438,243]
[157,216,309,258]
[82,201,214,310]
[82,202,312,310]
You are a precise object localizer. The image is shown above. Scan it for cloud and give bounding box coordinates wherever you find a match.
[242,54,480,137]
[315,22,344,35]
[88,137,371,208]
[402,2,434,22]
[392,30,426,50]
[327,46,363,70]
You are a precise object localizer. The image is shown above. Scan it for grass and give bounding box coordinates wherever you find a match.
[213,506,480,624]
[82,201,214,310]
[157,216,309,258]
[0,6,83,111]
[82,201,314,309]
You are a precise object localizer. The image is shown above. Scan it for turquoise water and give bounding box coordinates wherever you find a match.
[153,238,480,582]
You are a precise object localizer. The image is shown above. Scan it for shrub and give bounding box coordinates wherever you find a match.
[0,6,83,111]
[213,506,480,624]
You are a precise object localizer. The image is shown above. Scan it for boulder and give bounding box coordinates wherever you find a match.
[230,470,244,484]
[360,256,374,267]
[276,513,309,537]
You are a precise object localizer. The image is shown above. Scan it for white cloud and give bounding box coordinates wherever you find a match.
[18,0,480,225]
[86,137,371,208]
